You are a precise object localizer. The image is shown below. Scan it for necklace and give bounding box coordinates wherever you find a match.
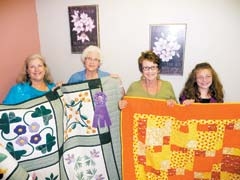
[32,82,48,91]
[86,71,98,80]
[199,88,211,99]
[143,79,159,96]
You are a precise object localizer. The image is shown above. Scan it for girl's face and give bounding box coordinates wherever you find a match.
[196,68,213,90]
[27,58,46,83]
[84,51,101,72]
[142,60,159,81]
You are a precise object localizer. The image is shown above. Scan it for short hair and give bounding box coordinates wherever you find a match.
[17,53,54,84]
[138,50,162,73]
[81,45,103,64]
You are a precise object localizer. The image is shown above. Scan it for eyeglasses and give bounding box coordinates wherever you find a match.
[85,57,100,62]
[142,66,158,71]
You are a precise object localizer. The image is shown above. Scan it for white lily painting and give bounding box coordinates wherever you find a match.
[150,24,187,75]
[68,5,99,53]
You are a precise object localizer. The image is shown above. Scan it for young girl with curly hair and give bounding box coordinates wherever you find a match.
[179,62,224,105]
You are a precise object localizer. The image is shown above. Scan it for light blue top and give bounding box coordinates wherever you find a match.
[68,69,110,84]
[3,82,55,105]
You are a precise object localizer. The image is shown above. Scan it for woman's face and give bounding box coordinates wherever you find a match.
[142,59,159,81]
[27,58,46,83]
[84,51,101,72]
[196,68,213,90]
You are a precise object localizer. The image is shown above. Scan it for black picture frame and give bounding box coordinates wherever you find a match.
[150,24,187,75]
[68,5,100,53]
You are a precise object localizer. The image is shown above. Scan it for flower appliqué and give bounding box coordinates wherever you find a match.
[70,10,96,43]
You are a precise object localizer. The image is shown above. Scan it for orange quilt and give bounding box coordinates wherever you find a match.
[121,97,240,180]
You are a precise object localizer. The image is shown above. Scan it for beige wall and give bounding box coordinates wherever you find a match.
[1,1,240,102]
[0,0,40,102]
[36,0,240,102]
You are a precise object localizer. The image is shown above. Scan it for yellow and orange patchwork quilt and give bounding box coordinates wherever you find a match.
[121,97,240,180]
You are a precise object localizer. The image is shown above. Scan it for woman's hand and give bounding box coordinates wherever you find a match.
[110,74,125,97]
[110,74,120,78]
[166,99,176,107]
[52,81,63,91]
[118,99,128,110]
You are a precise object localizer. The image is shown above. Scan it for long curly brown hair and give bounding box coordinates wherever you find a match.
[179,62,224,102]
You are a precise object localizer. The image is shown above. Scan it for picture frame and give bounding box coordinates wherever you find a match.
[150,24,187,75]
[68,5,100,53]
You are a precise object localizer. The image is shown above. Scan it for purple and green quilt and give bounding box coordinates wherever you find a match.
[0,77,122,180]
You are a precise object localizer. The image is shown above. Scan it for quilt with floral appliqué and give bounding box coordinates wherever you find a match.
[0,77,122,180]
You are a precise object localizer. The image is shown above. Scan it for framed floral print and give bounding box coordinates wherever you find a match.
[150,24,187,75]
[68,5,100,53]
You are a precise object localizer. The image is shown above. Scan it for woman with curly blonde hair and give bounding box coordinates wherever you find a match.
[3,54,57,104]
[179,62,224,105]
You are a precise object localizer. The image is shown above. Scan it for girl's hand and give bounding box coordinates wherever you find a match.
[182,99,195,106]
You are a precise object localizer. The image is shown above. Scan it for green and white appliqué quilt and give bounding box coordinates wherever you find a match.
[0,77,122,180]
